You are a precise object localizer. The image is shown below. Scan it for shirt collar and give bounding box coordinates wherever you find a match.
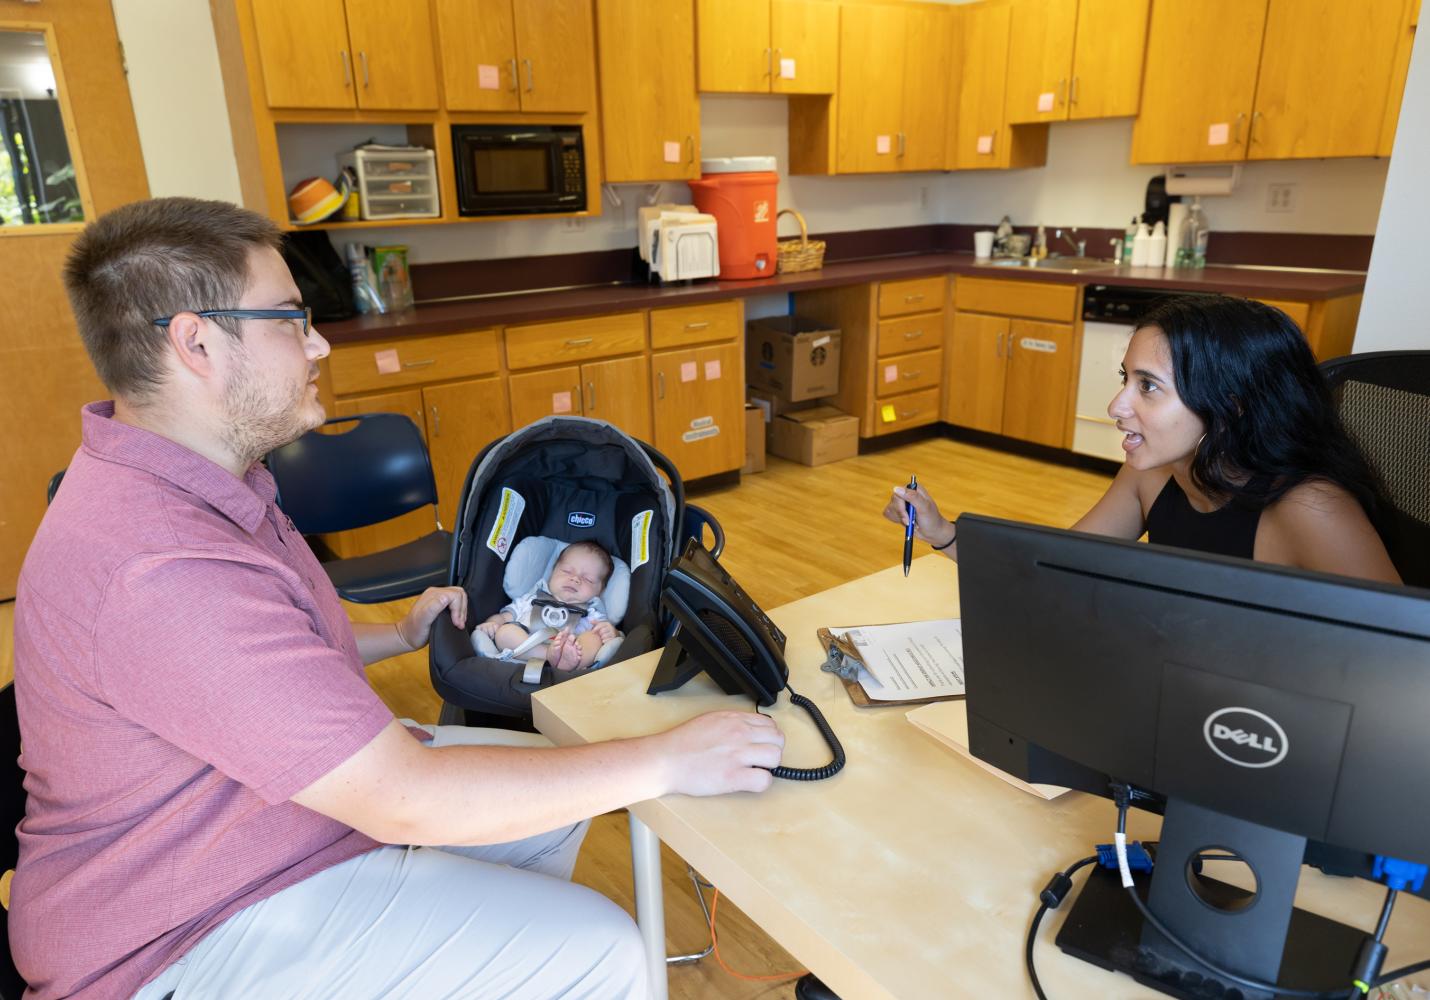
[80,401,274,534]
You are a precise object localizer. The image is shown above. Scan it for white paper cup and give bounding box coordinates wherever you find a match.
[973,231,995,259]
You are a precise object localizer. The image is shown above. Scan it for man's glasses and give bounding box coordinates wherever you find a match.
[151,307,313,337]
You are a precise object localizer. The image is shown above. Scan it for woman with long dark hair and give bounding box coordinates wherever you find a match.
[885,295,1401,583]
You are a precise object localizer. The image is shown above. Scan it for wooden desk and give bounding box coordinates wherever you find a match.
[533,556,1430,999]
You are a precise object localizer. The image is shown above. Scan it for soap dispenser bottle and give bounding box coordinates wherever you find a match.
[1147,221,1168,270]
[1130,220,1152,267]
[1123,216,1139,264]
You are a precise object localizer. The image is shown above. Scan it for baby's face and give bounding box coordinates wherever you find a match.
[550,548,607,604]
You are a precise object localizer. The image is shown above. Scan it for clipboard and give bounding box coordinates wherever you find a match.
[817,627,964,709]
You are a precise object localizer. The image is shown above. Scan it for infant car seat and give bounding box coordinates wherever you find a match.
[429,416,683,723]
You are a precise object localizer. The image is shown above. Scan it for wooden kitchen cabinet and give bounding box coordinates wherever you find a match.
[436,0,595,113]
[899,4,954,171]
[597,0,701,181]
[250,0,439,111]
[951,0,1048,170]
[1001,319,1074,447]
[652,342,745,481]
[422,376,511,528]
[1004,0,1149,125]
[944,312,1007,435]
[508,356,653,441]
[1379,0,1420,156]
[697,0,838,95]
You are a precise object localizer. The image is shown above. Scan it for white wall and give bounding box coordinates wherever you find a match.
[1355,24,1430,352]
[111,0,244,204]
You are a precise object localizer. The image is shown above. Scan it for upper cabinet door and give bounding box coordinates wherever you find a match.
[771,0,839,95]
[1130,0,1268,164]
[899,5,952,171]
[598,0,701,182]
[1069,0,1150,120]
[345,0,441,110]
[1251,0,1406,160]
[250,0,355,109]
[1004,0,1077,125]
[1379,0,1420,156]
[697,0,772,92]
[514,0,599,112]
[835,3,906,174]
[953,1,1012,169]
[435,0,521,112]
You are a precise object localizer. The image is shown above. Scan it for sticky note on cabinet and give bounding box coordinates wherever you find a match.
[374,348,400,374]
[681,361,698,382]
[881,403,897,423]
[704,359,722,380]
[884,364,898,383]
[551,391,573,414]
[1037,91,1055,112]
[876,134,891,155]
[1207,122,1230,146]
[976,134,994,155]
[478,64,500,90]
[664,141,681,163]
[779,58,796,80]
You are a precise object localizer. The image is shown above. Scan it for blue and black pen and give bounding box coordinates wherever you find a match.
[903,474,917,577]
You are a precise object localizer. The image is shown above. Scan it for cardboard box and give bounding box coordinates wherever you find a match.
[745,316,842,402]
[769,406,859,467]
[745,385,821,424]
[741,404,766,474]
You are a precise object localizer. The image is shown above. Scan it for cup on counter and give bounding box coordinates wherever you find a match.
[973,231,995,259]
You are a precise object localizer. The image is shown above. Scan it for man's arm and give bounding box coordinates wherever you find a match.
[351,586,468,665]
[291,711,785,846]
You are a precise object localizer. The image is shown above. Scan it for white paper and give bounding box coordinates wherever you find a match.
[1207,122,1230,147]
[876,134,892,155]
[1037,91,1055,112]
[829,619,965,700]
[976,134,994,155]
[780,57,796,80]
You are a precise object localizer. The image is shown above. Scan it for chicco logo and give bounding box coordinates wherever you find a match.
[567,511,596,528]
[1203,707,1289,769]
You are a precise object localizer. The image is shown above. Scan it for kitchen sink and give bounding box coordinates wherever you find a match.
[980,256,1118,274]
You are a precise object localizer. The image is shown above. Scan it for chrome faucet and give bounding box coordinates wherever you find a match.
[1054,227,1086,257]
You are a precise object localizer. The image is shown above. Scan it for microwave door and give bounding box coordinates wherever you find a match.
[469,141,558,210]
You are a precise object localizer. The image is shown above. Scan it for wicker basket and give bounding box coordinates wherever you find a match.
[775,209,826,274]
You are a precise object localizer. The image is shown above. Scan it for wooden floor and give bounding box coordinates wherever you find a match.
[0,434,1112,999]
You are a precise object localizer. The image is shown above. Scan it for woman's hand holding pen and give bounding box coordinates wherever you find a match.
[883,484,957,550]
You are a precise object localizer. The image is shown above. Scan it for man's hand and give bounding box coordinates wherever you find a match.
[396,587,468,651]
[651,711,786,796]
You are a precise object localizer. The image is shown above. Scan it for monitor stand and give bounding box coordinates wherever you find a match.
[1055,799,1366,999]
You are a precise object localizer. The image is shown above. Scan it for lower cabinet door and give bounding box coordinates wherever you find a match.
[327,389,435,559]
[651,342,744,480]
[423,376,512,528]
[509,365,582,430]
[1001,319,1073,448]
[582,354,653,443]
[944,311,1008,433]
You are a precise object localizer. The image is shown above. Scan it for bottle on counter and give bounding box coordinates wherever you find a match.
[1034,224,1048,259]
[1187,197,1209,269]
[1148,221,1167,271]
[1123,216,1139,264]
[1130,220,1152,267]
[1165,202,1189,268]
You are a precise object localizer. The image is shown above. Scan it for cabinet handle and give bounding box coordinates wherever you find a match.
[902,370,921,380]
[565,337,593,347]
[430,404,441,436]
[402,358,436,369]
[657,371,666,400]
[684,321,710,331]
[897,131,906,157]
[586,380,596,412]
[1232,111,1246,145]
[1070,75,1079,106]
[685,135,695,165]
[508,58,518,92]
[996,332,1005,358]
[989,128,998,154]
[1057,78,1067,106]
[764,47,772,77]
[359,50,369,88]
[340,50,352,88]
[523,57,534,93]
[1250,110,1263,144]
[903,329,924,340]
[904,293,924,303]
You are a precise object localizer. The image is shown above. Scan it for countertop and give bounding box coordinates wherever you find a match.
[320,253,1367,346]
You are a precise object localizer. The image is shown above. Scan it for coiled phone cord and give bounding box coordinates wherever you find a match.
[761,684,846,781]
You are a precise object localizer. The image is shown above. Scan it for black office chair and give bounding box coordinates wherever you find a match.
[266,413,453,604]
[45,470,65,506]
[1320,350,1430,588]
[0,685,31,999]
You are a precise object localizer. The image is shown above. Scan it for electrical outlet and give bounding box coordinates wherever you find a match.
[919,186,929,210]
[563,216,586,233]
[1266,183,1298,214]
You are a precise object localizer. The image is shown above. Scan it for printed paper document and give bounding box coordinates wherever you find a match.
[829,619,965,701]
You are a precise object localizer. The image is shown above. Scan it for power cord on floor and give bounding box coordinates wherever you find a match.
[708,888,808,983]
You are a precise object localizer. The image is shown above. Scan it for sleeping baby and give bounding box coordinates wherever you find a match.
[476,540,621,671]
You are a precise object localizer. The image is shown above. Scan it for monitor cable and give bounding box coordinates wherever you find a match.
[1025,853,1099,1000]
[754,684,846,781]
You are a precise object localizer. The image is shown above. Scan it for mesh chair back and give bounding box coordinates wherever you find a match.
[267,413,439,535]
[1320,351,1430,586]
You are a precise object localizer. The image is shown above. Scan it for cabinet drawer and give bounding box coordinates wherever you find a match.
[505,312,647,370]
[877,314,945,356]
[875,348,943,398]
[878,276,948,318]
[1251,298,1311,331]
[954,277,1077,322]
[328,328,500,395]
[872,386,941,436]
[650,300,741,349]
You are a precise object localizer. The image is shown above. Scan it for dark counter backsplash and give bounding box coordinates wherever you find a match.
[409,223,1372,305]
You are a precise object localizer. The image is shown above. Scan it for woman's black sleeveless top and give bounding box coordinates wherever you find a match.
[1145,476,1261,559]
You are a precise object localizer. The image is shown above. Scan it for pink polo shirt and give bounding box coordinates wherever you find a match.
[12,402,396,1000]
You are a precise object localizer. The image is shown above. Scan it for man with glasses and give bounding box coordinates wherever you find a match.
[12,197,785,1000]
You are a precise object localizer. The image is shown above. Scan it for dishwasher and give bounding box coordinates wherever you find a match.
[1073,285,1212,462]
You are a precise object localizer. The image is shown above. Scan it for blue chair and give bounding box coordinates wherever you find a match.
[681,502,725,559]
[266,413,453,604]
[45,470,64,506]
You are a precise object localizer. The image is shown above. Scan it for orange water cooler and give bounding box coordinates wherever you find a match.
[688,157,779,280]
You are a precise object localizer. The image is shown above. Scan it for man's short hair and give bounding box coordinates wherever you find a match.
[63,197,284,401]
[561,540,614,584]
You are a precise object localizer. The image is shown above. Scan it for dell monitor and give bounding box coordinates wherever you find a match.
[956,514,1430,999]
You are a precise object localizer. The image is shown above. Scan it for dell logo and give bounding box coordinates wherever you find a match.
[1203,707,1289,769]
[567,511,596,528]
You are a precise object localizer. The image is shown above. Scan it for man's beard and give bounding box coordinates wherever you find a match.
[219,352,322,468]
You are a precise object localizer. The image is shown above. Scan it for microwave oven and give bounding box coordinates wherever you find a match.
[451,124,586,217]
